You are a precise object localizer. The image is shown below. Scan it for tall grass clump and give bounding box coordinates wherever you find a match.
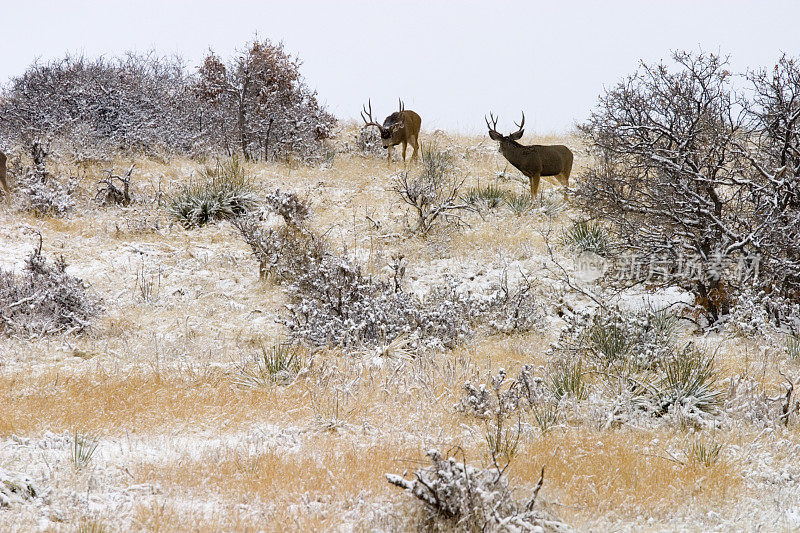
[563,220,611,256]
[463,183,507,210]
[169,156,259,228]
[504,191,532,215]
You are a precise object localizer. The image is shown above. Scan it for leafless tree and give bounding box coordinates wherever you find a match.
[578,51,800,327]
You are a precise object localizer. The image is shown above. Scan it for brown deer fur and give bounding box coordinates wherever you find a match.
[486,112,573,199]
[362,99,421,165]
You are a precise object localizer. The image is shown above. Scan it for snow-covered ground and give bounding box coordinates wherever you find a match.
[1,131,799,531]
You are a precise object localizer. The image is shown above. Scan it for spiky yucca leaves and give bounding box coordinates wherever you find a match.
[463,183,507,210]
[169,156,259,228]
[234,342,303,387]
[563,220,611,256]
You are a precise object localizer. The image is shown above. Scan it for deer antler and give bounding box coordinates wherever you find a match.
[485,112,500,134]
[513,111,525,135]
[398,99,405,113]
[361,99,382,129]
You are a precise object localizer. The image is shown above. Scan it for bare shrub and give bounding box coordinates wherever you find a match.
[393,145,470,233]
[95,164,134,206]
[578,51,800,327]
[386,449,567,532]
[0,241,102,335]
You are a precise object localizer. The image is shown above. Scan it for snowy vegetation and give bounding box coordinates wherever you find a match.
[1,48,800,531]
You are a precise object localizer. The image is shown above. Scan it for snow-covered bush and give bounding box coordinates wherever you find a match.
[579,51,800,326]
[192,39,336,162]
[15,171,75,216]
[284,254,472,351]
[0,40,336,163]
[0,243,102,335]
[237,190,541,352]
[457,367,547,419]
[387,449,568,532]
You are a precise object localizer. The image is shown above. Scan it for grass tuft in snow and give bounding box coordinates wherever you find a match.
[169,156,259,228]
[234,342,303,387]
[787,334,800,360]
[686,437,724,467]
[71,430,99,470]
[563,220,611,256]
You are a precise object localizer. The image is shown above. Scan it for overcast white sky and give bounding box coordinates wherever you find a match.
[2,1,799,134]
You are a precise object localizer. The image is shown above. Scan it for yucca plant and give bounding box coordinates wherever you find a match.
[587,316,630,366]
[463,183,508,209]
[563,220,611,256]
[549,357,587,401]
[169,156,259,228]
[649,347,722,416]
[234,342,303,387]
[72,430,99,470]
[504,191,532,215]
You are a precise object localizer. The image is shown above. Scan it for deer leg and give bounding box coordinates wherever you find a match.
[402,141,408,167]
[387,145,393,166]
[530,174,541,201]
[410,135,419,162]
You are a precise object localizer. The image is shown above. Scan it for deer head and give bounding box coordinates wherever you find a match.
[486,111,525,143]
[362,99,408,148]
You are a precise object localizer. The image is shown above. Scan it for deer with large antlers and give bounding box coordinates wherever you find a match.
[361,99,421,165]
[486,112,573,200]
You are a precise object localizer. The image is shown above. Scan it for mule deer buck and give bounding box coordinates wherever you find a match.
[486,112,573,200]
[361,99,421,165]
[0,151,9,201]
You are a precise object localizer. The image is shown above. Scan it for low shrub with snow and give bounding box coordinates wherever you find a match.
[236,190,542,352]
[15,171,76,216]
[387,449,568,532]
[0,244,102,335]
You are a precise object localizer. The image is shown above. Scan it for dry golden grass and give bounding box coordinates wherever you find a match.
[0,131,784,531]
[508,428,742,525]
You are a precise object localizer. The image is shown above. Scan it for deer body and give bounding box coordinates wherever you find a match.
[362,99,421,165]
[487,113,573,199]
[0,152,9,201]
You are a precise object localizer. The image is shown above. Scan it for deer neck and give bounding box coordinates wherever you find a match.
[499,140,533,167]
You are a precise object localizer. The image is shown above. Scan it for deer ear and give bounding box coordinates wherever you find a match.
[508,130,524,141]
[488,130,503,141]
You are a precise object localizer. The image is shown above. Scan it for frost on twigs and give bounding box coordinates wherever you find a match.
[0,239,102,336]
[237,190,543,353]
[579,51,800,327]
[14,143,76,216]
[387,449,569,532]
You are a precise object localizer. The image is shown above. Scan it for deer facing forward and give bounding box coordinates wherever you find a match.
[362,99,421,165]
[486,112,573,200]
